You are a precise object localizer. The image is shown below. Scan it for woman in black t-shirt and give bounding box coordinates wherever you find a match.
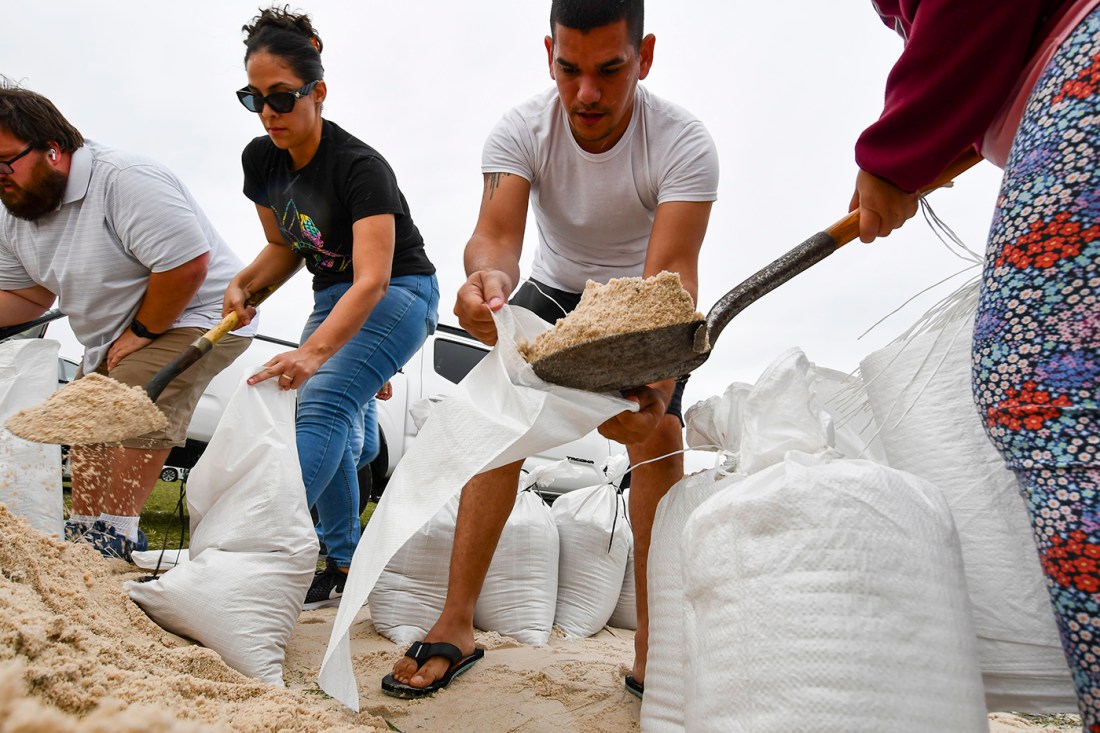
[223,8,439,609]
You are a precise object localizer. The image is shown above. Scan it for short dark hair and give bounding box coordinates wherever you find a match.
[550,0,644,49]
[0,79,84,153]
[242,5,325,82]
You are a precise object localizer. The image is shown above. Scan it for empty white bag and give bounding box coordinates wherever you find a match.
[319,305,636,710]
[128,372,317,685]
[0,339,62,536]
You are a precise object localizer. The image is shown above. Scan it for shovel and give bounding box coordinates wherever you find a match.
[142,282,281,401]
[530,152,982,393]
[5,283,282,445]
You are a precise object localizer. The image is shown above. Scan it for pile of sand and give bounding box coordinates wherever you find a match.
[519,271,702,364]
[5,373,167,445]
[0,503,1082,731]
[0,505,387,732]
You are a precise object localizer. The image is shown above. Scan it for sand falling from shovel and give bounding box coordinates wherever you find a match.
[4,372,167,445]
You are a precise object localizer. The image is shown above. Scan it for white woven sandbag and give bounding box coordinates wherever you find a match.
[860,285,1076,713]
[682,453,987,733]
[368,496,458,646]
[607,488,636,630]
[0,339,62,536]
[128,372,317,685]
[551,475,631,638]
[642,467,738,733]
[474,488,559,645]
[810,365,888,464]
[320,306,634,710]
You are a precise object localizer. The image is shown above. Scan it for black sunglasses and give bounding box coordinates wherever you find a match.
[236,80,319,114]
[0,144,34,175]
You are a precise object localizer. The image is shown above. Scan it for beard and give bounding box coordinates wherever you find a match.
[0,159,68,221]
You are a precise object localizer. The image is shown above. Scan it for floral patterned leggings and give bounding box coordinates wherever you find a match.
[973,9,1100,728]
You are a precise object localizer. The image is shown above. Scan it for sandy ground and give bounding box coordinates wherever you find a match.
[0,506,1084,732]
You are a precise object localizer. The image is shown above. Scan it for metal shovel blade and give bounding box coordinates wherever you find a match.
[529,319,711,393]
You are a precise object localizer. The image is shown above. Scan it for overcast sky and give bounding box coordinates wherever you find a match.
[5,1,1007,408]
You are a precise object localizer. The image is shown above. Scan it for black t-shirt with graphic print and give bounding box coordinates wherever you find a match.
[242,119,435,291]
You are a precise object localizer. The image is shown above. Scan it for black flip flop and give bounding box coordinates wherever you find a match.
[381,641,485,699]
[624,674,644,699]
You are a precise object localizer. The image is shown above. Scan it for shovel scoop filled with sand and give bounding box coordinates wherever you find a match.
[5,373,167,445]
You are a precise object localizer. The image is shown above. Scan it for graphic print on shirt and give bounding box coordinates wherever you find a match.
[273,198,350,273]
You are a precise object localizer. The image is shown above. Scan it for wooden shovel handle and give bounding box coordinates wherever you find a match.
[827,148,984,245]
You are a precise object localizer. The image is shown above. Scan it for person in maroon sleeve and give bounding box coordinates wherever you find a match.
[852,0,1100,726]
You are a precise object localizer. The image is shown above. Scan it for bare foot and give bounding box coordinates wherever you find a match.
[390,620,476,689]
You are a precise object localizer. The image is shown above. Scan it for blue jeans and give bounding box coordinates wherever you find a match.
[298,273,439,567]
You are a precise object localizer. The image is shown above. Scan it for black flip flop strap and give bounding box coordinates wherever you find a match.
[405,641,462,667]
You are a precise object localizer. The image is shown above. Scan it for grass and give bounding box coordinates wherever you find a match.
[64,478,379,552]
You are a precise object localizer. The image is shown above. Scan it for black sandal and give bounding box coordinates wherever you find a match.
[381,641,485,699]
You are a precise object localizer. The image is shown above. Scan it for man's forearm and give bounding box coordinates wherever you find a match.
[0,287,56,326]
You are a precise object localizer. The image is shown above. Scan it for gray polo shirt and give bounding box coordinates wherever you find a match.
[0,140,252,371]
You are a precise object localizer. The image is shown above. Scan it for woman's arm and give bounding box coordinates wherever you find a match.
[223,205,304,326]
[248,213,395,389]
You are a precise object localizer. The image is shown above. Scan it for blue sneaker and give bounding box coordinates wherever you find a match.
[77,521,148,562]
[64,518,89,542]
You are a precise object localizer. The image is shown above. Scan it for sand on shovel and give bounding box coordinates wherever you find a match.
[4,372,167,445]
[518,271,703,364]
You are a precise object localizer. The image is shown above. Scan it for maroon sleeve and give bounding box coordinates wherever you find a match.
[855,0,1048,192]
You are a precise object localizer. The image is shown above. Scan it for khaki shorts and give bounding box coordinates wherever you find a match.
[77,328,252,450]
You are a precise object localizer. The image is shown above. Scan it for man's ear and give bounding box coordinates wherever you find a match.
[638,33,655,80]
[545,35,556,80]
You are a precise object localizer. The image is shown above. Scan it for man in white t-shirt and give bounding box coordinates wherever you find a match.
[384,0,718,699]
[0,83,252,561]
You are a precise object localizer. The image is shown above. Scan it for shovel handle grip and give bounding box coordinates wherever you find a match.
[827,148,985,247]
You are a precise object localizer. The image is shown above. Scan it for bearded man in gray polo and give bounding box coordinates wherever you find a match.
[0,82,253,561]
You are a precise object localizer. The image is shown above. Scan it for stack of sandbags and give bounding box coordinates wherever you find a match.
[552,454,632,637]
[128,372,317,685]
[0,339,62,536]
[653,348,988,732]
[859,283,1077,713]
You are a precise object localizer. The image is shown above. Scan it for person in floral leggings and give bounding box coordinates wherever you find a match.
[850,1,1100,726]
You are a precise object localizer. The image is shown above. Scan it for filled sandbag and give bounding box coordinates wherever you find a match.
[320,306,634,710]
[859,283,1077,712]
[552,454,631,638]
[128,372,317,685]
[474,461,576,645]
[368,497,458,646]
[681,348,987,732]
[0,339,62,536]
[643,380,748,732]
[606,488,636,631]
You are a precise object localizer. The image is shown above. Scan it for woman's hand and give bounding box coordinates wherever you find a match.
[247,346,325,390]
[376,381,393,400]
[851,169,919,243]
[222,282,257,328]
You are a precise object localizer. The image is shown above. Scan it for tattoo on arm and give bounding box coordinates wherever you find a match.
[485,172,511,200]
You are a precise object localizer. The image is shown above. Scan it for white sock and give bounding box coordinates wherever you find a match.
[69,513,96,526]
[98,514,140,542]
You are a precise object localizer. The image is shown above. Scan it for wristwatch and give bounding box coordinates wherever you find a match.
[130,318,166,339]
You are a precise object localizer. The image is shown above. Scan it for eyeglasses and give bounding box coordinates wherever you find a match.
[0,144,33,175]
[235,80,319,114]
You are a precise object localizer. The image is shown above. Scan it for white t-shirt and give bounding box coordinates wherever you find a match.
[0,141,253,371]
[482,85,719,293]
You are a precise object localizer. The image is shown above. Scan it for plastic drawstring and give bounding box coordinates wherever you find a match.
[529,280,571,318]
